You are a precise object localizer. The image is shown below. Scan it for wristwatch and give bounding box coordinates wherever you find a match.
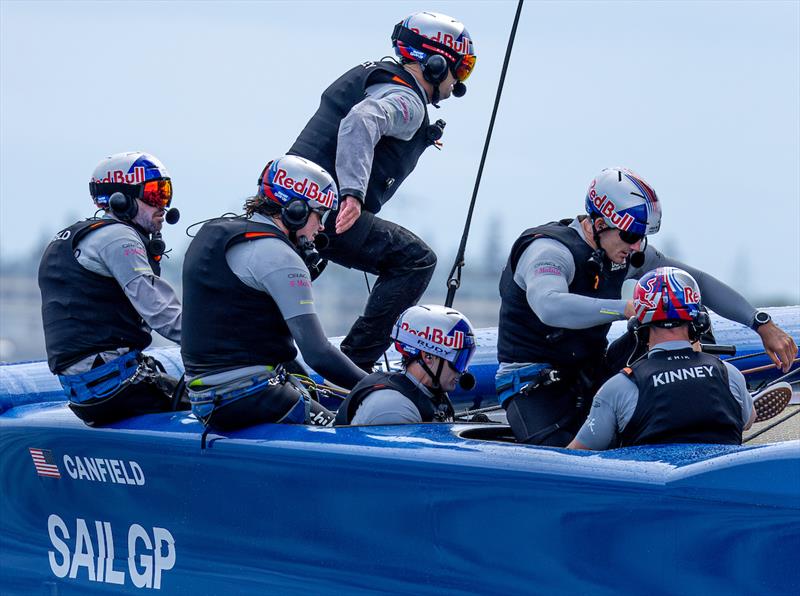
[752,310,772,330]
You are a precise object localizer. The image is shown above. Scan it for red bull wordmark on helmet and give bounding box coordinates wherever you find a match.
[273,168,336,209]
[92,167,146,186]
[588,180,635,231]
[401,323,465,349]
[410,28,472,55]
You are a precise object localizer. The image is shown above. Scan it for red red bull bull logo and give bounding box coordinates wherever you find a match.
[588,180,635,231]
[91,167,146,185]
[411,28,472,55]
[683,286,700,304]
[401,322,464,349]
[273,168,336,209]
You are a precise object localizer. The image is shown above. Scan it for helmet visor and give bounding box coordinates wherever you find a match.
[451,343,476,374]
[454,54,476,82]
[618,229,645,245]
[140,179,172,209]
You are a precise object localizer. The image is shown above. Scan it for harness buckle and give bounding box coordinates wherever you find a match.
[520,368,561,396]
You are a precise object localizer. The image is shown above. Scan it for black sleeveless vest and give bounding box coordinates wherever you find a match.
[497,219,629,367]
[335,371,454,425]
[181,217,300,376]
[289,60,433,214]
[621,348,742,446]
[38,218,159,373]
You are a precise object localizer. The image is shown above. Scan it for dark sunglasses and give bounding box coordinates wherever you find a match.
[618,229,645,245]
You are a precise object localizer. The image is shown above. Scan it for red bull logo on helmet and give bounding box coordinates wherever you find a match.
[400,322,464,349]
[410,28,472,55]
[588,179,635,231]
[91,167,146,186]
[273,168,336,209]
[683,286,700,305]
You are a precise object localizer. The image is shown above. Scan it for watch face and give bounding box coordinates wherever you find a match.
[755,311,771,325]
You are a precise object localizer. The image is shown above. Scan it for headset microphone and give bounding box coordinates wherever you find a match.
[452,82,467,97]
[629,251,645,268]
[165,208,180,225]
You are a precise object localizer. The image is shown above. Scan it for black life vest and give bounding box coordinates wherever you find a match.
[335,371,454,425]
[620,348,743,446]
[289,60,433,215]
[497,219,629,367]
[38,218,158,373]
[181,217,300,377]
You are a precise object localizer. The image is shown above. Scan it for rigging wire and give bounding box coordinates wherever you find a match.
[445,0,525,307]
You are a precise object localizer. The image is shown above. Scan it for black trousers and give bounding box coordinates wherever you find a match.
[321,211,436,370]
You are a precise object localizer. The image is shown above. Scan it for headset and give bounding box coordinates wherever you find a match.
[627,309,711,344]
[106,191,180,258]
[257,164,312,232]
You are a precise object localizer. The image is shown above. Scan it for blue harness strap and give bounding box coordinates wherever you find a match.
[495,363,548,407]
[58,350,142,404]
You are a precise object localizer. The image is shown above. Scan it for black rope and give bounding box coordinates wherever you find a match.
[445,0,525,307]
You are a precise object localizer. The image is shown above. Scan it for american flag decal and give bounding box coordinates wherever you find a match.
[29,448,60,478]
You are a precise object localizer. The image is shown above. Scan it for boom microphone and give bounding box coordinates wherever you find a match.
[452,82,467,97]
[629,251,645,268]
[165,208,180,225]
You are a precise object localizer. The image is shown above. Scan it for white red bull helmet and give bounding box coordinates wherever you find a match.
[634,267,702,327]
[585,167,662,240]
[89,152,171,209]
[392,305,476,373]
[259,155,338,214]
[392,12,476,83]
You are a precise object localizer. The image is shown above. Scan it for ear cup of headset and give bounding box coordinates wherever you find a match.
[108,192,138,221]
[422,54,449,85]
[690,311,711,341]
[281,199,310,231]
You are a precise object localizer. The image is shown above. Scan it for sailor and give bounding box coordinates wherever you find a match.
[38,152,183,426]
[568,267,757,449]
[181,155,366,429]
[287,11,477,372]
[496,167,798,446]
[335,305,476,426]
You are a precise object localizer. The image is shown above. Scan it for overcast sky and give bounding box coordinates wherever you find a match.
[2,0,798,303]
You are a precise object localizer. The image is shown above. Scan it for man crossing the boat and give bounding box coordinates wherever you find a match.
[496,167,798,446]
[38,151,183,426]
[287,11,477,372]
[181,155,366,430]
[335,305,476,426]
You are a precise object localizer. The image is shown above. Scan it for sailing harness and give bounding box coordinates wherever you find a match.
[59,350,180,408]
[188,365,335,448]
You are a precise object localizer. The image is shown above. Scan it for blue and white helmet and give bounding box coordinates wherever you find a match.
[392,305,477,373]
[585,167,662,237]
[259,155,338,213]
[89,152,170,209]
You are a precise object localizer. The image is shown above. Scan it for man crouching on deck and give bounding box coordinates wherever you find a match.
[180,155,365,430]
[335,305,476,426]
[568,268,759,449]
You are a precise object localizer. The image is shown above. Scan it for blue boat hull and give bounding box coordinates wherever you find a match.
[1,403,798,594]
